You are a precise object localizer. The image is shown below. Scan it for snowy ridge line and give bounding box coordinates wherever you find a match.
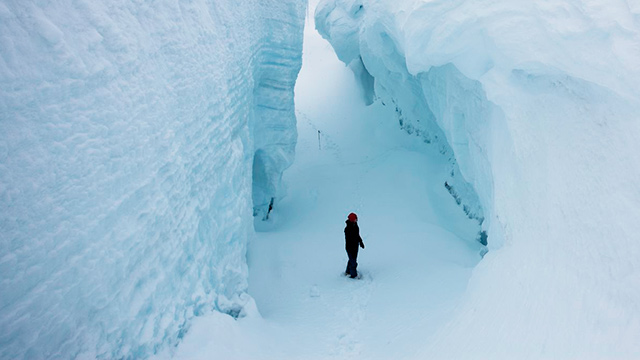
[0,0,305,359]
[316,0,640,357]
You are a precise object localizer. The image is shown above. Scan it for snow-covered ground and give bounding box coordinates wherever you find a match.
[157,3,484,359]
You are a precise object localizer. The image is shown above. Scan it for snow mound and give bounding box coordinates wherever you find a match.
[316,0,640,357]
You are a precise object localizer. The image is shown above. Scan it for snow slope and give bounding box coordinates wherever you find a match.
[158,3,484,358]
[317,0,640,357]
[0,1,305,358]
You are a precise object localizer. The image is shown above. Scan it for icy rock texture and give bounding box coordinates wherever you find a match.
[317,0,640,357]
[0,0,305,358]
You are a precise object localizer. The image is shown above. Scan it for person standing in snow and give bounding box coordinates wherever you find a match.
[345,212,365,278]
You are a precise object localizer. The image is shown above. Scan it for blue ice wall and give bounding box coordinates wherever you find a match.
[316,0,487,241]
[251,1,305,218]
[0,0,305,358]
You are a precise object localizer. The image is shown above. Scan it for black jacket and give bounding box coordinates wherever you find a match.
[344,220,364,251]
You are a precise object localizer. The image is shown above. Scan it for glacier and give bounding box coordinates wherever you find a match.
[2,0,640,358]
[316,0,640,357]
[0,0,305,358]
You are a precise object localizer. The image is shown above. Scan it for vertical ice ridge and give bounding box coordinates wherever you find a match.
[0,0,306,358]
[251,2,306,219]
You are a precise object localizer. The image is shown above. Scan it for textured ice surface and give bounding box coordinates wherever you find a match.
[317,0,486,234]
[317,0,640,357]
[0,0,305,358]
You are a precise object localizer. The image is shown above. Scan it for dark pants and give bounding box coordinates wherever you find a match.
[345,247,359,278]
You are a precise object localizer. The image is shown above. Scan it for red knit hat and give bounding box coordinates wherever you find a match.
[348,212,358,222]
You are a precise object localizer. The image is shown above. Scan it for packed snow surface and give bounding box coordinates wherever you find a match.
[0,0,305,358]
[317,0,640,357]
[157,4,484,358]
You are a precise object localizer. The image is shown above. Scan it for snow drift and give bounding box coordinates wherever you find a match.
[0,0,305,358]
[316,0,640,357]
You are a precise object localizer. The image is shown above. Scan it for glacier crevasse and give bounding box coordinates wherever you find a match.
[316,0,640,357]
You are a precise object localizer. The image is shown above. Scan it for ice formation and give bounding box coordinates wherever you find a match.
[316,0,640,357]
[0,0,305,358]
[316,0,487,240]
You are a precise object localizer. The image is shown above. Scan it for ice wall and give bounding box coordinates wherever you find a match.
[316,0,487,238]
[0,0,305,358]
[252,1,306,219]
[317,0,640,357]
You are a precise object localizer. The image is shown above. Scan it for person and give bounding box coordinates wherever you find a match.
[344,212,365,278]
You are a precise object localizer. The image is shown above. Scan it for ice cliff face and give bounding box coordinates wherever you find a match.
[0,0,305,358]
[317,0,487,240]
[317,0,640,357]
